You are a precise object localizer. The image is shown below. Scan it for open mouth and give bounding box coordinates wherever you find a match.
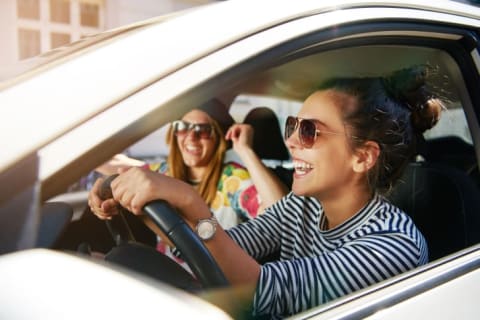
[293,160,313,175]
[185,144,202,155]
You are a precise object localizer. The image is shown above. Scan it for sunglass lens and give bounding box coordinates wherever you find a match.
[285,116,297,140]
[299,119,317,148]
[173,121,189,136]
[195,124,213,139]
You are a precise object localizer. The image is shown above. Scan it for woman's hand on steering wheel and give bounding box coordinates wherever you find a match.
[88,176,120,220]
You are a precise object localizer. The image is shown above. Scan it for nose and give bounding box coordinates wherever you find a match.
[285,127,301,150]
[185,128,200,140]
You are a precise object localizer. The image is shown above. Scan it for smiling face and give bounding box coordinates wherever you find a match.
[285,90,364,201]
[176,110,219,170]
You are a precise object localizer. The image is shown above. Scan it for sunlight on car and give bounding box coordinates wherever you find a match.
[1,1,480,319]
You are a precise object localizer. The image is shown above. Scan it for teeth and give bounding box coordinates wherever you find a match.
[186,145,200,151]
[293,160,313,171]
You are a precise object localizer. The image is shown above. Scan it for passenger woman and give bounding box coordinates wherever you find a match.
[94,100,288,270]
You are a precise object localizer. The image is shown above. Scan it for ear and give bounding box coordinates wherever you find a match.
[352,141,380,173]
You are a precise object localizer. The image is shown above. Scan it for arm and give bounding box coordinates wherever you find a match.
[225,124,288,210]
[252,233,423,317]
[95,153,146,176]
[104,167,262,314]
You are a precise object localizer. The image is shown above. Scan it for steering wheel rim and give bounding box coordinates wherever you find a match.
[143,200,228,288]
[100,174,229,289]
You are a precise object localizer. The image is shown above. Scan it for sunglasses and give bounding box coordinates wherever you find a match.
[284,116,355,148]
[172,120,214,139]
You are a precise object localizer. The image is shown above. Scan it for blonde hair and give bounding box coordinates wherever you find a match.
[166,118,227,206]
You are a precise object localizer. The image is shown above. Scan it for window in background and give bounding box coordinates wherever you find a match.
[80,2,99,27]
[51,32,71,49]
[424,104,473,144]
[50,0,71,24]
[18,28,41,59]
[230,94,301,133]
[17,0,40,20]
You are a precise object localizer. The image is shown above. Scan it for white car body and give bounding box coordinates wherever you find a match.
[1,0,480,318]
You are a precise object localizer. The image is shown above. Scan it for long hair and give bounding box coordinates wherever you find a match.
[166,118,228,206]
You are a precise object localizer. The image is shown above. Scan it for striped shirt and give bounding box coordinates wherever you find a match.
[226,192,428,317]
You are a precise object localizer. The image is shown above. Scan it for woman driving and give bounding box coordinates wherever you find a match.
[89,66,442,318]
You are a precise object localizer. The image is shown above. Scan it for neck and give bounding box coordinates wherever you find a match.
[319,186,372,230]
[187,166,206,184]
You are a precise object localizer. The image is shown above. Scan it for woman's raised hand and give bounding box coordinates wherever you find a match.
[225,123,254,154]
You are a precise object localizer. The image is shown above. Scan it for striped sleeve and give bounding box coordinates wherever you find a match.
[226,194,289,259]
[253,232,424,317]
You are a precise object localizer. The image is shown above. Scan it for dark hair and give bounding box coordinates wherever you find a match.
[198,99,235,135]
[318,65,444,194]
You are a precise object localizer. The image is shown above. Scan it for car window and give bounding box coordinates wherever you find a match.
[424,104,473,144]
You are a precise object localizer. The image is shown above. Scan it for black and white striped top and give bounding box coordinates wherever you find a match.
[226,192,428,317]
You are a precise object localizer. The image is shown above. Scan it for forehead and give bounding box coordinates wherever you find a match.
[181,109,211,123]
[298,90,343,126]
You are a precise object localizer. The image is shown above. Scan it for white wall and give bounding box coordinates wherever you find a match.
[0,1,19,77]
[104,0,202,29]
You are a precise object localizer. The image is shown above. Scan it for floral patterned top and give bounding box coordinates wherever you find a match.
[143,161,261,229]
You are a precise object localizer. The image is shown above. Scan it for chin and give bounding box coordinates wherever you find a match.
[183,159,199,167]
[291,183,308,197]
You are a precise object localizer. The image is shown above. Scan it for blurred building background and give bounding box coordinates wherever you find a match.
[1,0,478,77]
[0,0,216,77]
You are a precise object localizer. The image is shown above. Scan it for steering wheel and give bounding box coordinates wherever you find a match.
[99,174,229,290]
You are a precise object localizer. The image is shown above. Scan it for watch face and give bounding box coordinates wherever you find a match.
[197,220,216,240]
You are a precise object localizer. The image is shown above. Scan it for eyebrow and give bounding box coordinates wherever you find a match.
[308,118,332,130]
[180,120,211,125]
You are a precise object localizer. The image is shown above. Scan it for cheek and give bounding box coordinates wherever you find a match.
[203,140,218,159]
[312,144,353,179]
[175,136,184,148]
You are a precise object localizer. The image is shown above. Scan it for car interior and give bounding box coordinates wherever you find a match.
[34,37,480,301]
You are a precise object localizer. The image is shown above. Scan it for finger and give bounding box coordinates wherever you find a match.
[94,211,113,220]
[101,199,120,214]
[89,204,111,220]
[117,166,130,174]
[90,178,105,202]
[229,126,241,139]
[225,127,234,140]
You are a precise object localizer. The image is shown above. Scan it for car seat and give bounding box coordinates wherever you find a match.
[424,136,479,186]
[243,106,290,161]
[388,161,480,261]
[243,107,293,187]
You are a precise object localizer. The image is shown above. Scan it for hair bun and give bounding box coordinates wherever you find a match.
[411,97,443,132]
[384,65,444,133]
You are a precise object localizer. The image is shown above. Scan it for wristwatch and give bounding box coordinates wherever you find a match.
[195,216,218,241]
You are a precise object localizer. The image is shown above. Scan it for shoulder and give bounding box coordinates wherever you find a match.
[373,195,413,225]
[221,161,251,178]
[362,195,424,241]
[223,161,248,171]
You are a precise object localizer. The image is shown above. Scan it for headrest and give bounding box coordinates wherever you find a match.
[244,107,290,161]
